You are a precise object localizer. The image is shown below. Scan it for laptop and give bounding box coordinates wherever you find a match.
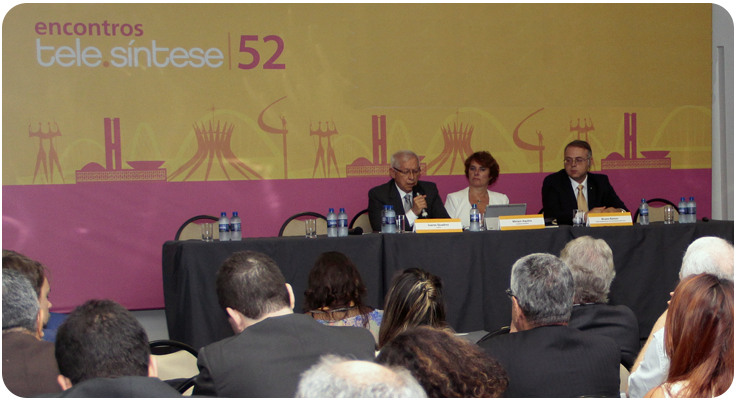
[485,203,527,230]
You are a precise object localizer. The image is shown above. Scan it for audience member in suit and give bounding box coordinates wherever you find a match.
[192,251,376,397]
[645,274,733,398]
[51,299,181,397]
[561,236,640,370]
[378,268,450,349]
[368,150,450,232]
[295,355,426,398]
[2,250,53,333]
[377,326,508,397]
[477,253,621,398]
[2,269,62,397]
[628,237,734,397]
[541,140,628,225]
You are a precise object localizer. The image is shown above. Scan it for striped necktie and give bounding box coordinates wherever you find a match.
[404,194,412,214]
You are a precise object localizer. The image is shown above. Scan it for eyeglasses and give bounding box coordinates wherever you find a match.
[564,157,590,165]
[393,167,422,176]
[505,288,515,299]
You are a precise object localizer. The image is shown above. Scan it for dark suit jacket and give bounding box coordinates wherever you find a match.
[47,376,182,397]
[367,179,449,232]
[542,170,628,225]
[192,313,376,398]
[568,303,640,371]
[478,325,621,398]
[2,331,62,397]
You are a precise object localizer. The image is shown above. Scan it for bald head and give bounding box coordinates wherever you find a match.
[679,237,734,280]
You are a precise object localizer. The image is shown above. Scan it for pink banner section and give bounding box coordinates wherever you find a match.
[2,168,712,312]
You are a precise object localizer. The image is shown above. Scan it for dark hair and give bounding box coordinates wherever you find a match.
[2,250,47,298]
[564,140,593,159]
[378,268,447,349]
[216,251,290,319]
[663,273,733,397]
[464,151,501,186]
[55,299,150,385]
[303,252,372,323]
[377,326,508,397]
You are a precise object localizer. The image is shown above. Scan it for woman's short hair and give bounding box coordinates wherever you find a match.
[378,268,447,348]
[464,151,500,186]
[303,252,368,312]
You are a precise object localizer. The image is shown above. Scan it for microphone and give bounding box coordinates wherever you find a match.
[412,185,428,218]
[348,227,363,235]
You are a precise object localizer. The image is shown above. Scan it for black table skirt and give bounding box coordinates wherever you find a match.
[162,220,733,350]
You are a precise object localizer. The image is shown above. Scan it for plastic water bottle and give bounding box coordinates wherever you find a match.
[678,197,687,224]
[219,212,230,241]
[638,199,649,225]
[338,208,349,237]
[469,204,481,231]
[687,197,696,223]
[230,212,242,241]
[384,205,396,233]
[380,206,388,233]
[326,208,338,237]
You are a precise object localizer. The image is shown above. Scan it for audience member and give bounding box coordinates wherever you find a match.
[628,236,734,397]
[377,326,508,397]
[541,140,627,225]
[52,299,181,397]
[2,269,62,396]
[378,268,449,349]
[368,149,449,231]
[2,250,53,331]
[304,251,383,344]
[295,355,426,398]
[644,274,733,397]
[560,235,640,369]
[477,253,620,397]
[192,251,375,397]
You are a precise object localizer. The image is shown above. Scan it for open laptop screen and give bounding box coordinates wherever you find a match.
[485,203,527,218]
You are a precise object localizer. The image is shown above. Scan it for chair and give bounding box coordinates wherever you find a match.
[174,215,219,241]
[619,364,629,394]
[278,212,328,237]
[632,198,679,223]
[349,208,372,233]
[150,340,199,395]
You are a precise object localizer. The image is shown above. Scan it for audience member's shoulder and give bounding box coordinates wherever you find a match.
[47,377,182,398]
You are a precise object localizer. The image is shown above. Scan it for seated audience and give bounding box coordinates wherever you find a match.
[377,326,508,397]
[378,268,449,349]
[560,235,640,370]
[645,273,733,398]
[477,253,620,397]
[444,151,509,228]
[52,299,181,397]
[304,251,383,344]
[628,236,734,397]
[192,251,376,397]
[2,250,53,333]
[295,355,426,398]
[2,269,62,396]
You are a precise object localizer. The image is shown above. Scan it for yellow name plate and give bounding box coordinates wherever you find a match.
[414,218,463,233]
[499,214,546,230]
[587,213,633,227]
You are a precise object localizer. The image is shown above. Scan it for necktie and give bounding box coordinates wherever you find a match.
[577,184,588,212]
[404,194,412,214]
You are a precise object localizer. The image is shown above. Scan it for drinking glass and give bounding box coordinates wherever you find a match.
[305,219,317,238]
[201,223,214,242]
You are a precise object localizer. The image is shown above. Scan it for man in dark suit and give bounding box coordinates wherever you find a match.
[192,251,376,398]
[542,140,628,225]
[477,253,621,398]
[368,150,449,232]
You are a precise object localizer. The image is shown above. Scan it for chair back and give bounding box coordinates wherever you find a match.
[633,198,679,223]
[278,212,328,237]
[175,215,219,241]
[349,208,372,233]
[150,340,199,395]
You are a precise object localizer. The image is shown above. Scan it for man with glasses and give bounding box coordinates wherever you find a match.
[368,150,449,232]
[541,140,627,225]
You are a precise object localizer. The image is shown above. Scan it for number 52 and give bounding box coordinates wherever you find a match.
[238,35,285,70]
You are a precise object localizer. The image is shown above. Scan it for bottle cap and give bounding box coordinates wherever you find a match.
[340,208,345,212]
[641,198,646,202]
[221,212,227,216]
[689,197,694,201]
[681,197,686,201]
[472,203,477,208]
[233,212,238,216]
[329,208,334,213]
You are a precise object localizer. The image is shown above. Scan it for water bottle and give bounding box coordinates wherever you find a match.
[469,204,481,231]
[218,212,230,241]
[230,212,242,241]
[384,205,396,233]
[337,208,349,237]
[326,208,338,237]
[678,197,687,224]
[380,206,388,233]
[687,197,696,223]
[638,199,649,225]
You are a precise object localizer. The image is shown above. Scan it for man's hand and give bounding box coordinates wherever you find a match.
[412,194,427,215]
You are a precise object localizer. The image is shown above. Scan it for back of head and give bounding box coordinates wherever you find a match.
[55,299,150,385]
[216,250,290,319]
[296,355,426,398]
[511,253,574,327]
[378,268,446,348]
[2,269,40,333]
[377,326,508,397]
[2,250,46,298]
[559,236,615,304]
[390,150,419,170]
[679,237,734,280]
[303,251,367,312]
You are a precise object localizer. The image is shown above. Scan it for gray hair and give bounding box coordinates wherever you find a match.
[390,150,419,170]
[2,269,40,332]
[510,253,574,327]
[560,236,615,304]
[679,237,734,280]
[296,355,427,398]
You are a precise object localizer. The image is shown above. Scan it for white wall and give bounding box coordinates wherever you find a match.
[713,4,734,220]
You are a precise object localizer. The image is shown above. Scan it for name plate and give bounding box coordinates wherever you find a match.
[414,218,463,233]
[499,214,546,230]
[587,212,633,227]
